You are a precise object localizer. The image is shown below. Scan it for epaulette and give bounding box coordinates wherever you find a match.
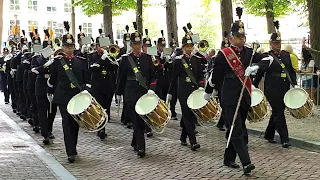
[54,55,63,60]
[175,55,183,60]
[193,54,203,59]
[121,53,129,57]
[244,44,252,49]
[75,55,86,60]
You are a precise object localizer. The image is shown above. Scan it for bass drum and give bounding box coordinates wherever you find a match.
[135,93,171,134]
[284,87,314,119]
[67,91,107,132]
[187,89,221,126]
[247,88,269,123]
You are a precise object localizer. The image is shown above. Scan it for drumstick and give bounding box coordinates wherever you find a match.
[49,101,52,113]
[117,101,121,116]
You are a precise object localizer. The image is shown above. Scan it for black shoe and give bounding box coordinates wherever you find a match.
[43,137,50,145]
[137,150,146,158]
[171,117,178,120]
[99,130,106,140]
[127,123,133,129]
[224,161,240,168]
[33,126,40,133]
[194,130,198,135]
[146,132,153,137]
[180,140,188,146]
[132,146,138,152]
[20,115,26,120]
[282,142,291,148]
[191,143,200,151]
[216,124,225,131]
[196,122,200,126]
[5,102,9,104]
[27,119,33,126]
[13,109,17,113]
[243,164,255,175]
[267,139,277,144]
[49,133,55,139]
[68,155,75,163]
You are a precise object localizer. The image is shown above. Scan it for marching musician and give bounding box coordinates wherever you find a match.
[0,47,10,104]
[116,22,155,157]
[203,7,272,174]
[75,25,86,56]
[166,32,203,151]
[253,21,298,148]
[31,29,57,145]
[168,34,178,120]
[5,43,17,113]
[47,21,90,163]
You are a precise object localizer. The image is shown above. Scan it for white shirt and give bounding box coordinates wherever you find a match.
[300,60,315,80]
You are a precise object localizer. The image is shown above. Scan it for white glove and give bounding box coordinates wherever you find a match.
[22,60,30,64]
[316,70,320,76]
[10,69,16,76]
[101,50,109,60]
[204,92,211,101]
[81,45,87,54]
[116,95,122,104]
[294,85,300,88]
[31,68,39,74]
[212,89,218,96]
[81,90,89,94]
[166,94,172,103]
[147,90,155,94]
[252,85,256,89]
[47,93,53,102]
[90,63,100,68]
[245,65,259,76]
[198,87,204,90]
[44,59,54,67]
[54,55,63,59]
[86,84,91,88]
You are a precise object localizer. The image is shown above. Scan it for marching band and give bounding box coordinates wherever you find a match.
[0,7,316,176]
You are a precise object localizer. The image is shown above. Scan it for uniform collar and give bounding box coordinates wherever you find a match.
[64,54,74,59]
[131,52,141,57]
[271,50,281,55]
[231,45,244,52]
[184,53,192,58]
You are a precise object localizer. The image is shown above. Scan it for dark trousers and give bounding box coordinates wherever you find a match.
[217,90,224,127]
[23,79,31,118]
[223,105,250,166]
[128,101,145,151]
[13,79,19,110]
[94,92,113,119]
[264,97,289,143]
[1,74,9,102]
[121,101,132,124]
[7,78,16,110]
[179,98,197,145]
[37,95,57,138]
[170,87,178,118]
[17,81,27,117]
[155,85,169,101]
[59,104,79,156]
[28,89,39,126]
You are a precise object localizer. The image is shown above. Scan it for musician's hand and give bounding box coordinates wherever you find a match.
[22,59,30,64]
[10,69,16,76]
[203,92,211,101]
[31,68,39,74]
[317,70,320,77]
[252,85,256,89]
[212,89,218,96]
[245,65,259,76]
[81,90,89,94]
[44,59,54,67]
[166,94,172,103]
[90,63,100,68]
[86,84,91,89]
[116,95,122,104]
[147,90,155,94]
[101,50,109,60]
[47,93,53,102]
[198,87,204,90]
[294,85,300,88]
[81,45,87,54]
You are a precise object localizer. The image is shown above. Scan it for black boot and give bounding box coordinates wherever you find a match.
[137,150,146,158]
[243,164,255,175]
[43,137,50,145]
[68,155,75,163]
[191,143,200,151]
[33,126,40,133]
[98,129,106,140]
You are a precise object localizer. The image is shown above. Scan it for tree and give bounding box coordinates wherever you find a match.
[73,0,136,42]
[136,0,143,35]
[165,0,178,46]
[220,0,233,37]
[306,0,320,65]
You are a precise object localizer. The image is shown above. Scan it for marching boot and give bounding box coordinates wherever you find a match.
[33,126,40,133]
[20,115,26,120]
[224,161,240,168]
[243,163,255,175]
[98,128,106,140]
[282,142,291,148]
[27,118,33,126]
[42,137,51,145]
[49,133,55,139]
[126,122,133,129]
[191,143,200,151]
[137,150,146,158]
[68,155,75,163]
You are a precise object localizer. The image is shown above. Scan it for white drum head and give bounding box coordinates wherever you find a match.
[67,92,92,115]
[135,93,159,115]
[187,89,207,110]
[284,88,308,109]
[251,89,264,107]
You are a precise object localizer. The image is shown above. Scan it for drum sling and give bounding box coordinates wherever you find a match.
[127,56,148,90]
[270,52,294,87]
[181,58,199,88]
[60,59,81,89]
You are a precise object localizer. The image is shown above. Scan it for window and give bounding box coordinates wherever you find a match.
[83,23,92,37]
[64,1,71,13]
[28,0,37,11]
[9,20,20,34]
[116,24,126,40]
[28,20,38,32]
[47,6,57,12]
[47,21,64,38]
[9,0,20,11]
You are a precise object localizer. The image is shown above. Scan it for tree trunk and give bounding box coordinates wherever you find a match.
[307,0,320,65]
[265,0,275,34]
[71,0,75,36]
[166,0,178,46]
[220,0,233,37]
[102,0,113,43]
[136,0,143,35]
[0,0,3,51]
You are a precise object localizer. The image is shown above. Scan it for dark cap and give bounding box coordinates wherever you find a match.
[130,22,141,43]
[157,30,166,46]
[142,29,151,46]
[77,25,86,40]
[182,34,193,47]
[231,7,245,36]
[123,25,130,42]
[270,20,281,42]
[62,21,75,45]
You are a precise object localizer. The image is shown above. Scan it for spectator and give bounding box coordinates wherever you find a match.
[282,44,299,72]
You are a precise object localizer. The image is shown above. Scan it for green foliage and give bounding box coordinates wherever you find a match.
[73,0,136,17]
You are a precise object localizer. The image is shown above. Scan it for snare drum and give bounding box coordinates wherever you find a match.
[135,93,171,134]
[247,88,269,123]
[187,89,221,126]
[284,87,315,119]
[67,91,107,132]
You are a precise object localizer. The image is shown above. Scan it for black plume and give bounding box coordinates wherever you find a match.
[29,32,34,38]
[79,25,82,31]
[133,22,137,31]
[125,25,129,32]
[115,40,118,45]
[98,29,102,34]
[34,29,38,35]
[4,42,6,46]
[91,37,94,42]
[223,31,229,38]
[63,21,70,32]
[187,23,192,30]
[154,40,157,45]
[183,26,188,34]
[171,33,174,39]
[44,29,50,38]
[236,7,243,20]
[107,34,111,39]
[22,30,25,36]
[161,30,164,37]
[145,29,148,36]
[28,42,31,47]
[274,20,280,31]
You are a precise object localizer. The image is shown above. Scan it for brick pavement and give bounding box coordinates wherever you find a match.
[2,100,320,179]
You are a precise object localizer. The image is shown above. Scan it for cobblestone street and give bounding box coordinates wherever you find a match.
[1,99,320,179]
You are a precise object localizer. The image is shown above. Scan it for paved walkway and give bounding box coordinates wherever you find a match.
[1,97,320,179]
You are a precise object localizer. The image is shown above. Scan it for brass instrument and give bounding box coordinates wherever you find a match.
[198,40,209,53]
[152,56,160,66]
[108,44,120,58]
